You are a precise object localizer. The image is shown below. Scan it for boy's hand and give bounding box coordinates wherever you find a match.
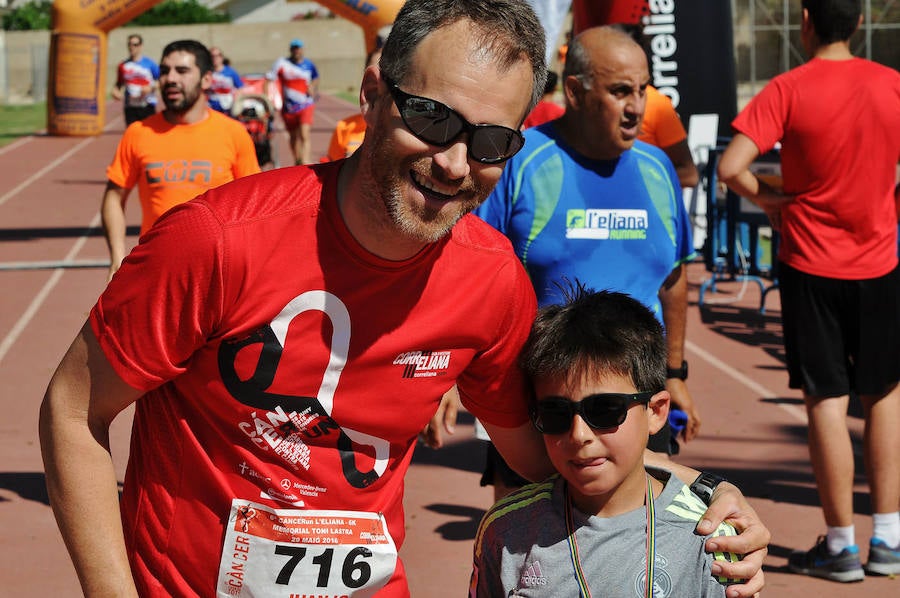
[697,482,770,597]
[419,386,459,449]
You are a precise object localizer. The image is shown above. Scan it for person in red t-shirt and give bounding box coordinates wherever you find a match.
[40,2,769,597]
[719,0,900,582]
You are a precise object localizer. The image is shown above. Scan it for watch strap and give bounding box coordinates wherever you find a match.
[690,471,727,505]
[666,360,688,380]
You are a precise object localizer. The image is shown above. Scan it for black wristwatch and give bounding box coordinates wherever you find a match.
[690,472,727,505]
[666,360,688,381]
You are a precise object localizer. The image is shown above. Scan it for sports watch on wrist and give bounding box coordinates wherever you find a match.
[666,360,688,380]
[690,472,727,505]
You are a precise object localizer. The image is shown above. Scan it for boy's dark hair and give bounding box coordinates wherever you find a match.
[161,40,213,76]
[519,282,667,394]
[802,0,861,44]
[380,0,547,112]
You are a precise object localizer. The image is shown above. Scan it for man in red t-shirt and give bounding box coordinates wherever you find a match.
[39,2,769,597]
[719,0,900,582]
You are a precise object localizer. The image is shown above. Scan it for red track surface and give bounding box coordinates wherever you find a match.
[1,96,896,597]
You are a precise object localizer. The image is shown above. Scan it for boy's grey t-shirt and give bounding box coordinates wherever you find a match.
[470,468,739,597]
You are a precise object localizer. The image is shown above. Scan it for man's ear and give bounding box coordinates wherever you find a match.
[647,390,671,435]
[200,70,213,92]
[563,74,583,110]
[360,65,383,122]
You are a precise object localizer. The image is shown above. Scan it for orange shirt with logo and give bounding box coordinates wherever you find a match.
[107,110,261,234]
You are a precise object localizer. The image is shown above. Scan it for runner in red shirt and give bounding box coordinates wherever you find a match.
[719,0,900,582]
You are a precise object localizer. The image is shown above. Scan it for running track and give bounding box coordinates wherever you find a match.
[0,95,895,597]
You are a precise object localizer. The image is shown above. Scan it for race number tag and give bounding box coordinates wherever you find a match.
[217,499,397,598]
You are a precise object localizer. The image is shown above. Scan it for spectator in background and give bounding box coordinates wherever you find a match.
[521,70,564,129]
[611,23,699,190]
[267,38,320,165]
[718,0,900,582]
[112,34,159,125]
[206,46,244,115]
[100,40,259,281]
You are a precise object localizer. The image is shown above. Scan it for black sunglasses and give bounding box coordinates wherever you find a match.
[383,76,525,164]
[531,392,654,435]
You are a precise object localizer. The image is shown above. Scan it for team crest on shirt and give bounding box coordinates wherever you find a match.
[393,350,452,378]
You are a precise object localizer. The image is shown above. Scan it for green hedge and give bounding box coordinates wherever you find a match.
[2,0,229,31]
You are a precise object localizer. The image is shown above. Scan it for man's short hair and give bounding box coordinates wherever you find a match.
[379,0,547,112]
[161,39,213,76]
[802,0,861,44]
[519,282,667,395]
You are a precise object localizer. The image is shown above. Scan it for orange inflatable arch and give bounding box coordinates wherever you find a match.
[47,0,403,136]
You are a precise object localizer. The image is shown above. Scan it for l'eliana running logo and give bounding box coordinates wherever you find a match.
[566,209,648,240]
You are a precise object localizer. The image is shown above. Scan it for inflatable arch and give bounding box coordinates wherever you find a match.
[47,0,403,136]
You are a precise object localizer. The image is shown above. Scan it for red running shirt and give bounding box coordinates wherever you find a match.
[91,162,537,596]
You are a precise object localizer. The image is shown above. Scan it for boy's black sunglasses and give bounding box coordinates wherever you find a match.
[383,76,525,164]
[531,392,655,435]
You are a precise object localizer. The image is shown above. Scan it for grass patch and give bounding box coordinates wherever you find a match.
[0,103,47,147]
[331,88,359,105]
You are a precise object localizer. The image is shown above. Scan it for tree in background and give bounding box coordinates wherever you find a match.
[2,0,229,31]
[2,0,52,30]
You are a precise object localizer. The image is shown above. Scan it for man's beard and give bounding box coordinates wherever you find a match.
[162,84,201,113]
[362,126,488,244]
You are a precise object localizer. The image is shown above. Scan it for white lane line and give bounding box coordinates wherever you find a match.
[0,108,124,206]
[0,212,101,364]
[0,135,35,156]
[686,339,809,424]
[0,137,94,208]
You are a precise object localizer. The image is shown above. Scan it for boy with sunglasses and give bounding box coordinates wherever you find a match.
[471,286,742,597]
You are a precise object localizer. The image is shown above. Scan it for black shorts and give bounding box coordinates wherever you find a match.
[779,262,900,397]
[479,423,674,488]
[124,105,157,125]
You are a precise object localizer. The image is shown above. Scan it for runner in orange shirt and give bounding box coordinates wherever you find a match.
[321,48,382,162]
[101,39,260,281]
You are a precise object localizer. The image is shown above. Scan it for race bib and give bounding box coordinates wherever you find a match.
[217,499,397,598]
